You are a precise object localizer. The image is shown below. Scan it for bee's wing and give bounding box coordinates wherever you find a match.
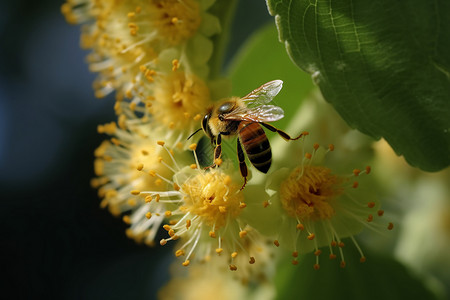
[241,80,283,107]
[223,105,285,123]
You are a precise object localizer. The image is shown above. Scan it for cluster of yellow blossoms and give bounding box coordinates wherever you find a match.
[63,0,393,296]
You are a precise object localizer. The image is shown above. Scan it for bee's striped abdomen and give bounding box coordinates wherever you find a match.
[238,122,271,173]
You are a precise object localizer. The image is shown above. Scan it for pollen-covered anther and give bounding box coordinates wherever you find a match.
[216,248,223,254]
[307,233,315,240]
[145,195,153,202]
[229,265,237,271]
[328,144,335,151]
[231,252,238,258]
[340,261,346,268]
[388,222,394,230]
[296,223,304,231]
[190,164,197,169]
[378,210,384,216]
[160,239,167,246]
[353,169,361,176]
[367,214,374,222]
[313,143,320,150]
[329,254,337,260]
[239,230,247,238]
[193,114,202,121]
[145,212,152,219]
[314,264,320,270]
[136,163,144,171]
[157,141,165,146]
[219,206,227,213]
[314,250,322,256]
[171,59,180,71]
[209,231,216,238]
[239,203,247,209]
[338,242,345,248]
[292,251,298,258]
[182,260,190,267]
[263,200,270,208]
[249,257,256,264]
[305,152,312,160]
[122,215,131,224]
[165,211,172,217]
[360,257,367,263]
[274,240,280,247]
[368,201,375,208]
[352,181,359,188]
[163,225,171,231]
[365,166,371,174]
[188,143,197,151]
[130,190,141,195]
[186,219,191,229]
[175,250,185,257]
[173,182,180,191]
[292,260,299,265]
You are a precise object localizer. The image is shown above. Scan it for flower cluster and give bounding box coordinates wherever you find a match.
[63,0,394,296]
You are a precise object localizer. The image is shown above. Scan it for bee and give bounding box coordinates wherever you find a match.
[200,80,304,189]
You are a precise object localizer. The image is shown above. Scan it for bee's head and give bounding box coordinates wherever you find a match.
[201,110,213,139]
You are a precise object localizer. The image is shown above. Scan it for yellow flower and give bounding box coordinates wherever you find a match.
[246,137,393,269]
[158,256,275,300]
[91,112,192,245]
[136,144,266,271]
[61,0,221,101]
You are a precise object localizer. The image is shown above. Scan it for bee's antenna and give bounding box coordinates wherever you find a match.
[187,128,202,140]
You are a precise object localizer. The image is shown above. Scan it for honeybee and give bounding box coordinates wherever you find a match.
[200,80,304,189]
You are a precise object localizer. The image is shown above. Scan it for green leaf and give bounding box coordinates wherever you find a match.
[267,0,450,171]
[275,246,438,300]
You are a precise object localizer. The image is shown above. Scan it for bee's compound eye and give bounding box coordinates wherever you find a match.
[202,113,212,138]
[218,101,234,114]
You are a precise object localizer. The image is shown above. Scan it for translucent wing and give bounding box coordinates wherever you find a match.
[241,80,283,107]
[223,105,285,123]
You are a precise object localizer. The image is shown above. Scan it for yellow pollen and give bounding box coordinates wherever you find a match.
[280,165,342,221]
[175,250,185,257]
[186,219,191,229]
[239,203,247,209]
[145,212,152,219]
[216,248,223,254]
[148,170,156,177]
[182,260,190,267]
[165,211,172,217]
[127,198,136,206]
[214,158,223,166]
[155,194,160,202]
[307,233,315,240]
[141,150,149,156]
[181,171,243,229]
[122,215,131,224]
[231,252,238,258]
[163,225,171,231]
[137,163,144,171]
[130,190,140,195]
[193,114,202,121]
[157,141,165,146]
[296,223,304,231]
[145,196,152,203]
[209,231,216,238]
[190,164,197,169]
[239,231,247,238]
[189,143,197,151]
[173,182,180,191]
[160,239,167,246]
[353,169,361,176]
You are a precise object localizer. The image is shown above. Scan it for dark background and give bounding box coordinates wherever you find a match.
[0,0,272,299]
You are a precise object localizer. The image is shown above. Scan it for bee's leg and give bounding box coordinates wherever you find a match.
[204,134,222,169]
[261,123,304,141]
[237,139,248,190]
